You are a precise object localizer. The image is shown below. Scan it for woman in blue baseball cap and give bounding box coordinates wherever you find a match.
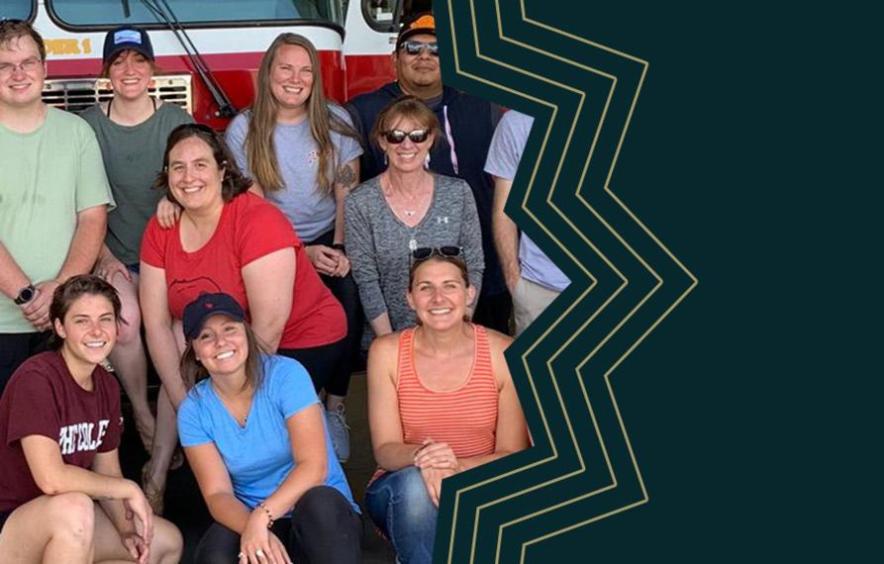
[80,24,192,512]
[176,292,361,564]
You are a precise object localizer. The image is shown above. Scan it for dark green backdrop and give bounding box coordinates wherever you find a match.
[431,1,879,562]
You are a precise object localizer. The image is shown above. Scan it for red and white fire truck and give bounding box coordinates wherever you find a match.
[3,0,429,128]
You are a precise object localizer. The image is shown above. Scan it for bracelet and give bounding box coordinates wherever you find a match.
[258,501,275,529]
[332,243,346,252]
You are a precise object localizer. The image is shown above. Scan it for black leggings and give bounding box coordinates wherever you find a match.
[307,230,364,397]
[193,486,362,564]
[278,336,347,394]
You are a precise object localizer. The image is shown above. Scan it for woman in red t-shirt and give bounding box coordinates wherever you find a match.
[139,123,346,513]
[0,275,182,563]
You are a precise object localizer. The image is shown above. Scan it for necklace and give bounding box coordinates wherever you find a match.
[383,173,430,222]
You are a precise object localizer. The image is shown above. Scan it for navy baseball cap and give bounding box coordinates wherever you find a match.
[102,25,154,65]
[183,293,246,341]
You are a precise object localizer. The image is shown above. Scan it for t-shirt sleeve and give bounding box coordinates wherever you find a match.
[5,367,60,445]
[344,101,367,140]
[225,113,252,177]
[267,357,320,419]
[139,217,168,268]
[177,395,212,447]
[97,374,123,453]
[331,105,364,165]
[237,199,300,266]
[75,119,115,212]
[483,111,523,181]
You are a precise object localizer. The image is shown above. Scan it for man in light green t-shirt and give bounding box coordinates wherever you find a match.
[0,21,113,390]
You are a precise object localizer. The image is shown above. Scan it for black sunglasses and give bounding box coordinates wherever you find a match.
[412,246,462,261]
[401,40,439,56]
[383,129,430,144]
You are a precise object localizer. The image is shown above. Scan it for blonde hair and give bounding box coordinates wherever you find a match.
[246,33,359,195]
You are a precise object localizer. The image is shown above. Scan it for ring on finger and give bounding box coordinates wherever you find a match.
[238,552,245,559]
[256,549,266,558]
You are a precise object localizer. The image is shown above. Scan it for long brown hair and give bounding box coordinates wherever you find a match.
[246,32,359,195]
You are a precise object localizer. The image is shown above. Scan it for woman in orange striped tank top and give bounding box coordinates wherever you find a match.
[364,248,529,564]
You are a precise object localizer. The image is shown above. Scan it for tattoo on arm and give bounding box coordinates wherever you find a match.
[335,163,357,189]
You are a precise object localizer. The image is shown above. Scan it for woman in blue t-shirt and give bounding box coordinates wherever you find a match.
[176,292,361,564]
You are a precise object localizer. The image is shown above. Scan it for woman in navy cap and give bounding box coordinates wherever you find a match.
[80,25,192,512]
[177,292,361,564]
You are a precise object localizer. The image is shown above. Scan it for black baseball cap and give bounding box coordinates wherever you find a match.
[183,293,246,341]
[397,12,436,50]
[102,25,155,65]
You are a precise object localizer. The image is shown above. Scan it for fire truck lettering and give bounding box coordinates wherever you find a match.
[82,39,92,54]
[45,39,81,55]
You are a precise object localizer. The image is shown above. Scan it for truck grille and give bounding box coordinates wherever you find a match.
[42,75,192,115]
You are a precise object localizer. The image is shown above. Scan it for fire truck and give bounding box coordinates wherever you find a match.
[2,0,431,128]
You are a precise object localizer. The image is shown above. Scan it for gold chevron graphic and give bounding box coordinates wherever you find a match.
[435,1,700,562]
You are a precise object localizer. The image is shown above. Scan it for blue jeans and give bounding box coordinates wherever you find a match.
[365,466,437,564]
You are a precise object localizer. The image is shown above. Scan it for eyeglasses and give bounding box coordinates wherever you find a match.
[0,57,41,79]
[383,129,430,144]
[412,246,462,261]
[401,40,439,57]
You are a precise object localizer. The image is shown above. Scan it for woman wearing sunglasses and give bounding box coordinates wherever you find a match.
[0,275,183,564]
[223,33,363,463]
[138,124,346,514]
[177,292,361,564]
[80,25,192,457]
[346,95,485,337]
[365,250,529,563]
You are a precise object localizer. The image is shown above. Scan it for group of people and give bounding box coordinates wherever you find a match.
[0,11,566,564]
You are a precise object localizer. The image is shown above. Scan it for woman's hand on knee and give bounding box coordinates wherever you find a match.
[419,466,455,507]
[240,512,289,564]
[268,532,291,564]
[121,482,154,547]
[95,252,131,283]
[120,530,150,564]
[414,441,459,471]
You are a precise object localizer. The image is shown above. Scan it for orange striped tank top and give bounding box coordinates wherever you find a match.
[396,325,499,458]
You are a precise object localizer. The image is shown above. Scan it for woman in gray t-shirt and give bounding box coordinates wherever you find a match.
[80,26,191,502]
[223,33,364,463]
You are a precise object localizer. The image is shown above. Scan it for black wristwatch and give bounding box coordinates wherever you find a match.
[14,284,36,305]
[332,243,346,253]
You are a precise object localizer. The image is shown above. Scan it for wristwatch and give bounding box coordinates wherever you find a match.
[14,284,36,305]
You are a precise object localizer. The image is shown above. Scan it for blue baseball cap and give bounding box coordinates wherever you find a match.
[183,293,246,340]
[102,25,154,65]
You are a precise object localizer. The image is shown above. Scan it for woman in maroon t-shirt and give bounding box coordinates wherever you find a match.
[0,275,182,563]
[139,124,347,514]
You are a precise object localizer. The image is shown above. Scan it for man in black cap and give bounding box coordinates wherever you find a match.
[347,12,512,333]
